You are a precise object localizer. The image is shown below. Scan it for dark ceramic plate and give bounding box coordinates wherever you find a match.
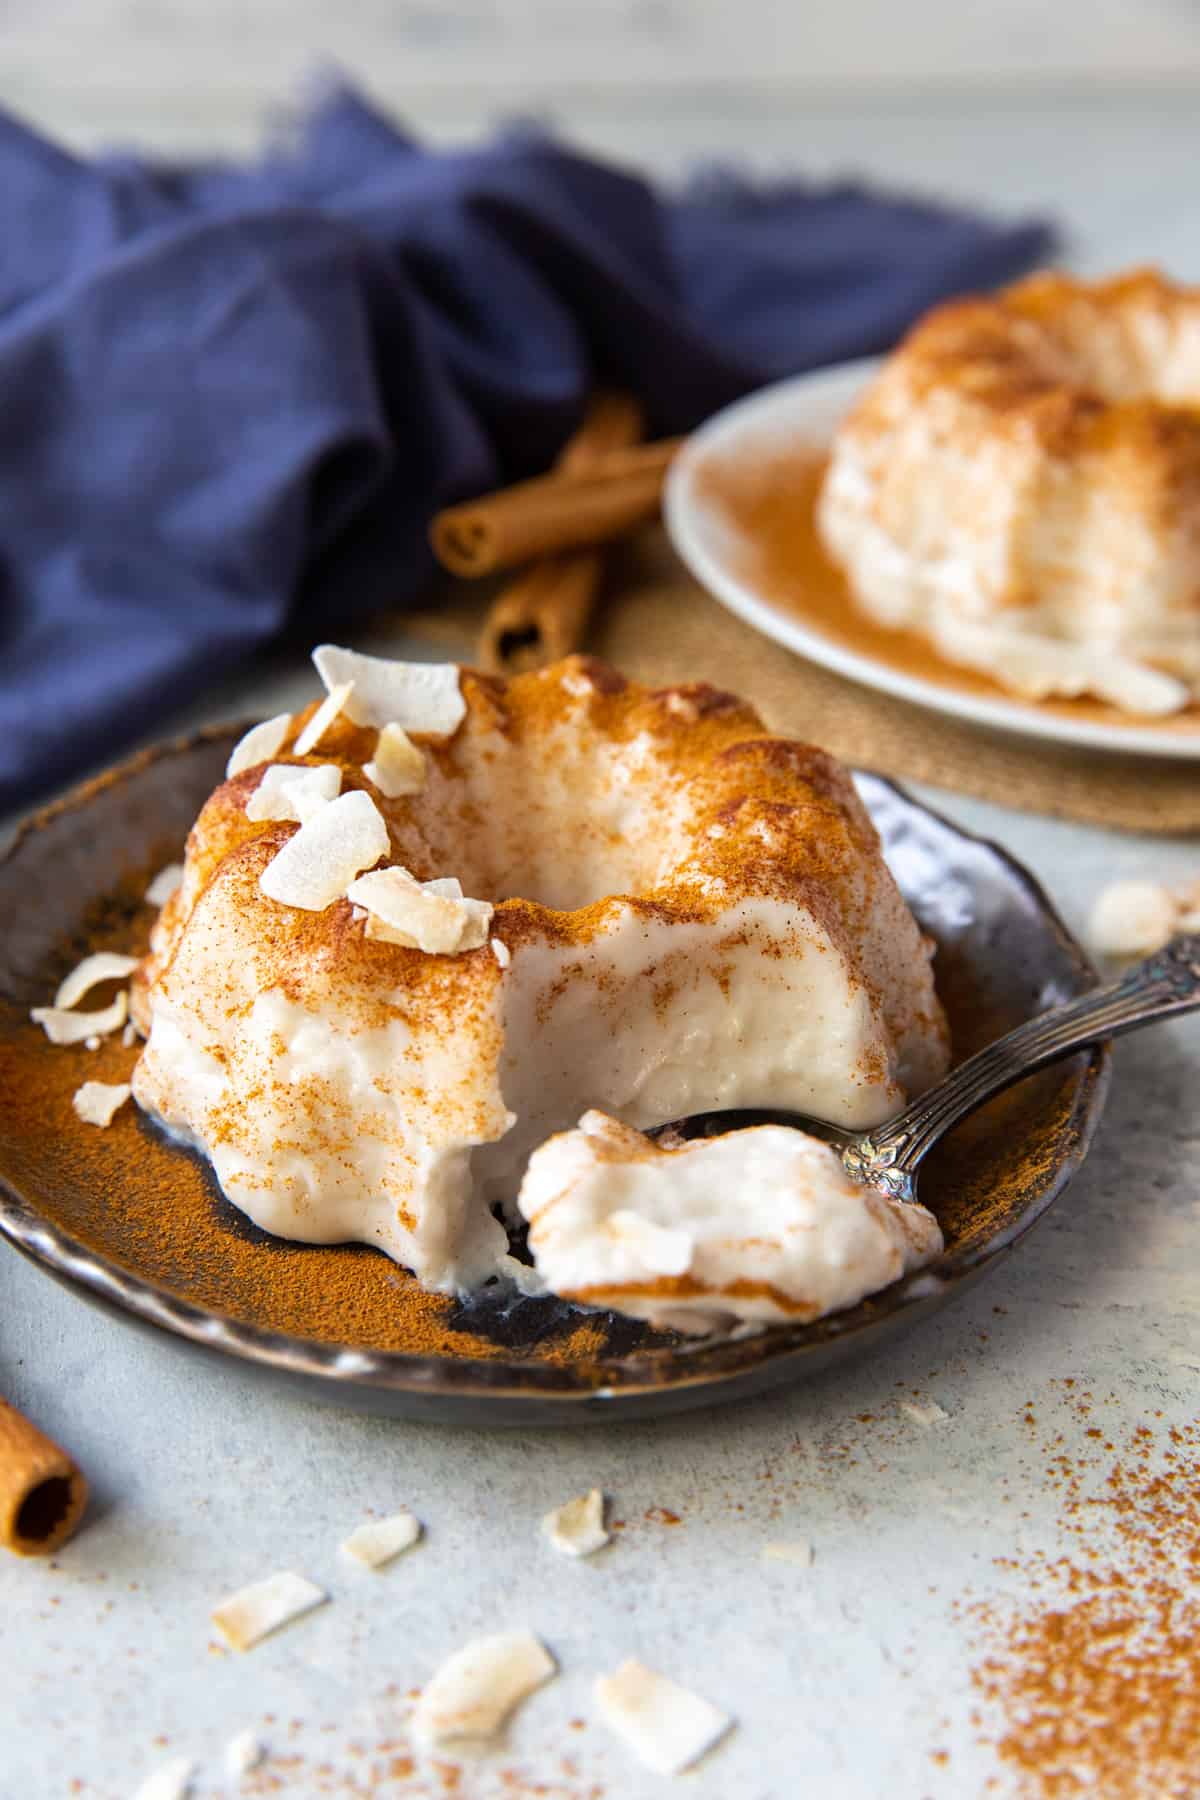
[0,730,1109,1423]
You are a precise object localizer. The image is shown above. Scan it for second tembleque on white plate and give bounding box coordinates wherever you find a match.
[665,359,1200,761]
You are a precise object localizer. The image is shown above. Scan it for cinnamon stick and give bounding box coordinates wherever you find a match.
[0,1394,88,1556]
[476,393,645,672]
[432,435,681,580]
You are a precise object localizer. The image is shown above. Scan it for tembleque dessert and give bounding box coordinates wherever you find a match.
[818,269,1200,715]
[130,648,949,1305]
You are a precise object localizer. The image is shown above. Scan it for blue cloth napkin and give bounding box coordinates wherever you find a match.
[0,86,1053,811]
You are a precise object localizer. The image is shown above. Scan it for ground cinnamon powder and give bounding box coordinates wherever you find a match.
[965,1385,1200,1798]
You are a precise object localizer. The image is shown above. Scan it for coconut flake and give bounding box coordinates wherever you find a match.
[123,1022,139,1048]
[72,1080,132,1127]
[293,682,354,758]
[145,862,184,907]
[226,714,291,779]
[1088,878,1178,958]
[132,1755,195,1800]
[543,1489,608,1558]
[762,1539,814,1567]
[259,791,389,912]
[363,723,427,799]
[339,1509,423,1569]
[85,1036,101,1052]
[224,1729,265,1778]
[347,866,492,954]
[211,1572,327,1651]
[593,1659,733,1775]
[413,1630,556,1747]
[245,763,342,825]
[491,936,511,969]
[54,952,139,1011]
[32,990,128,1045]
[313,645,465,736]
[900,1398,950,1426]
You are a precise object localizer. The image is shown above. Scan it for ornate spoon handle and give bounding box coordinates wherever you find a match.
[844,935,1200,1200]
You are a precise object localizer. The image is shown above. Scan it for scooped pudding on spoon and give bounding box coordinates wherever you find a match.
[130,648,949,1314]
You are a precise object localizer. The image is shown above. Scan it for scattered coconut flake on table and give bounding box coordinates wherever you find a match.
[132,1756,195,1800]
[363,722,427,798]
[224,1729,265,1778]
[145,862,184,907]
[594,1658,733,1775]
[347,866,492,953]
[543,1489,609,1558]
[339,1509,423,1569]
[314,645,466,735]
[53,951,139,1011]
[85,1036,101,1052]
[245,762,341,825]
[211,1572,327,1652]
[1088,878,1182,958]
[762,1539,814,1567]
[72,1080,131,1128]
[413,1630,556,1748]
[491,936,511,969]
[259,791,389,912]
[900,1399,950,1426]
[226,713,291,779]
[32,990,128,1045]
[293,681,354,757]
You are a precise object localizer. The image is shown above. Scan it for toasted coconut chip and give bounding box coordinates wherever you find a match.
[72,1080,132,1128]
[293,681,354,757]
[259,791,389,912]
[762,1539,814,1567]
[245,762,341,825]
[211,1572,327,1651]
[900,1399,949,1426]
[54,951,139,1011]
[414,1630,556,1747]
[543,1488,608,1558]
[594,1659,733,1775]
[224,1729,265,1777]
[226,713,291,779]
[491,936,511,969]
[32,990,128,1045]
[132,1756,195,1800]
[363,722,427,799]
[1087,878,1178,958]
[339,1509,423,1569]
[348,866,492,955]
[314,645,465,735]
[145,862,184,907]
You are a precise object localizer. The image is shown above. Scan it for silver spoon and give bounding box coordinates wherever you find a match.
[678,934,1200,1201]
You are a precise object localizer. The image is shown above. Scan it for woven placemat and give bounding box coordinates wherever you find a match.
[412,531,1200,835]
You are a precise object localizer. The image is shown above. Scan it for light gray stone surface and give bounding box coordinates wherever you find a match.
[3,81,1200,1800]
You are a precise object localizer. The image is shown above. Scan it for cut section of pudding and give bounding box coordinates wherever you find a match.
[131,652,949,1294]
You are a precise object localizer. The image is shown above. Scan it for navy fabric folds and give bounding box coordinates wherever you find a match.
[0,86,1054,809]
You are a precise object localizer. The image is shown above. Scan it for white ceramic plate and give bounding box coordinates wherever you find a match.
[665,359,1200,760]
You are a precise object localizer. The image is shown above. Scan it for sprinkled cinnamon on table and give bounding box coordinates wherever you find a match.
[964,1384,1200,1799]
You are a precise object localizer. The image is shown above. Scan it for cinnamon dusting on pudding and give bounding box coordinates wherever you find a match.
[130,653,949,1299]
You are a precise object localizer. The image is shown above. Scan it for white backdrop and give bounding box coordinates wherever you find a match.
[3,0,1200,153]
